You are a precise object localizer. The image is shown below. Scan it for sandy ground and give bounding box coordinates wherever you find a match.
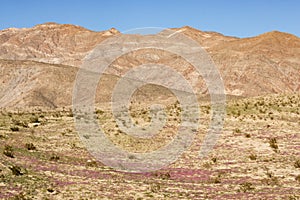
[0,93,299,199]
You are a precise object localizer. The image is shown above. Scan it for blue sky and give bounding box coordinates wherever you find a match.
[0,0,299,38]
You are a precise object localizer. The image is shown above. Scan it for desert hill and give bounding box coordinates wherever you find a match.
[0,23,299,108]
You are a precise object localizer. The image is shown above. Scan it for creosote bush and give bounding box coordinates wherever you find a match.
[295,175,300,183]
[262,171,280,186]
[12,119,28,128]
[294,160,300,168]
[3,145,14,158]
[50,155,60,161]
[29,115,40,123]
[269,138,278,152]
[86,160,98,167]
[9,165,24,176]
[234,128,241,133]
[25,143,36,150]
[249,153,257,160]
[244,133,251,138]
[10,126,19,132]
[239,182,255,192]
[95,109,104,115]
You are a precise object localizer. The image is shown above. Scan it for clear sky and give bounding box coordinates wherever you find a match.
[0,0,299,38]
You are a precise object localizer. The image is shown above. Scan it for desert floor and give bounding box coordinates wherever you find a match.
[0,93,299,199]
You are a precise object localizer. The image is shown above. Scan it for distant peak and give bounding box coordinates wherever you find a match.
[43,22,59,25]
[33,22,88,31]
[179,25,203,32]
[258,30,298,39]
[181,25,194,29]
[34,22,60,28]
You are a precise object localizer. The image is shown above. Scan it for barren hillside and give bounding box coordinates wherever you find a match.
[0,23,299,108]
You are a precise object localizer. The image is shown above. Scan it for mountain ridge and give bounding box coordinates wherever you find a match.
[0,23,299,108]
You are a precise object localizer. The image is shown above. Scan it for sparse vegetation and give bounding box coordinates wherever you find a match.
[9,165,24,176]
[262,171,280,186]
[239,182,255,192]
[3,145,14,158]
[86,160,98,167]
[249,153,257,160]
[244,133,251,138]
[211,174,222,184]
[29,115,40,123]
[25,143,36,150]
[295,175,300,183]
[234,128,241,133]
[50,155,60,162]
[212,157,217,163]
[150,183,161,193]
[294,160,300,168]
[0,93,298,199]
[10,126,19,132]
[95,109,104,115]
[0,18,299,199]
[269,138,279,152]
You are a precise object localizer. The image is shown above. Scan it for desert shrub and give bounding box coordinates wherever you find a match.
[3,145,14,158]
[269,138,278,152]
[11,193,29,200]
[150,183,161,193]
[212,157,217,163]
[25,143,36,150]
[249,153,257,160]
[52,112,61,118]
[62,128,72,136]
[289,195,300,200]
[234,128,241,133]
[29,116,39,123]
[9,165,23,176]
[161,172,171,180]
[10,126,19,132]
[295,175,300,183]
[12,119,28,128]
[47,188,55,193]
[95,109,104,115]
[86,160,98,167]
[212,174,222,184]
[262,171,280,186]
[239,182,255,192]
[50,155,60,161]
[294,160,300,168]
[155,172,171,180]
[245,133,251,138]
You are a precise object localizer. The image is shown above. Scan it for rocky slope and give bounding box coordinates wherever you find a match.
[0,22,119,66]
[0,23,299,108]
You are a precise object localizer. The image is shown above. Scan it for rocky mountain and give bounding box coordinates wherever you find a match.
[0,23,299,108]
[0,22,119,66]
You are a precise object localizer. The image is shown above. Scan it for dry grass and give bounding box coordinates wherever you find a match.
[0,93,299,199]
